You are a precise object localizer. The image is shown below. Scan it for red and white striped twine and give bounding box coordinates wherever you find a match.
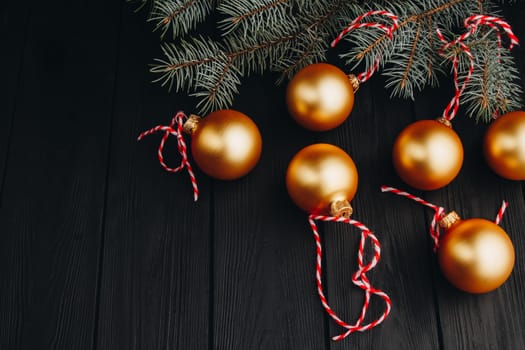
[308,214,392,341]
[436,30,475,122]
[437,15,519,120]
[381,186,509,250]
[495,200,509,225]
[380,186,444,251]
[138,111,199,201]
[331,10,399,84]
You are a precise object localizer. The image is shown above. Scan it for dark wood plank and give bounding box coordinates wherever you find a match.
[95,5,211,350]
[0,0,121,348]
[0,1,28,200]
[415,10,525,344]
[324,76,442,349]
[417,93,525,350]
[212,75,328,349]
[0,1,29,347]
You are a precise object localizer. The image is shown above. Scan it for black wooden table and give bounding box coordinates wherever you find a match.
[2,1,525,349]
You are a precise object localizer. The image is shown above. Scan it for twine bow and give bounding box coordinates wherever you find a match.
[308,214,392,341]
[331,10,399,84]
[138,111,199,201]
[381,186,508,251]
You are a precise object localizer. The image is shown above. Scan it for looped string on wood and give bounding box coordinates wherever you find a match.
[138,111,199,201]
[331,10,399,84]
[381,185,509,251]
[308,214,392,341]
[437,15,519,120]
[380,186,444,251]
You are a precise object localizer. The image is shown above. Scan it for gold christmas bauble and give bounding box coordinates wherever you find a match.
[392,119,464,190]
[438,216,515,294]
[484,111,525,180]
[187,110,262,180]
[286,63,355,131]
[286,143,358,216]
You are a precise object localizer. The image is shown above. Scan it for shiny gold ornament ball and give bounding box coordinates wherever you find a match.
[438,217,515,294]
[286,144,358,215]
[392,119,464,190]
[189,110,262,180]
[484,111,525,180]
[286,63,355,131]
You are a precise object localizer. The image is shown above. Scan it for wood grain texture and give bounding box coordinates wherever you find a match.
[0,0,120,349]
[0,1,28,201]
[323,76,442,350]
[95,5,212,350]
[212,75,328,350]
[1,2,525,350]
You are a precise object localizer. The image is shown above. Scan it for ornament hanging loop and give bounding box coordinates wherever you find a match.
[381,185,510,249]
[463,15,519,51]
[331,10,399,84]
[331,10,399,47]
[436,29,474,122]
[138,111,199,201]
[437,15,519,120]
[380,185,445,251]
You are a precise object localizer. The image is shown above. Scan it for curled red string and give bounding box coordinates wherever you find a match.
[436,30,474,122]
[381,185,509,251]
[461,15,519,51]
[138,111,199,201]
[381,186,444,251]
[308,214,392,341]
[437,15,519,120]
[331,10,399,84]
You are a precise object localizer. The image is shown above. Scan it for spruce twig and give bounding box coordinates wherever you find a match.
[135,0,523,121]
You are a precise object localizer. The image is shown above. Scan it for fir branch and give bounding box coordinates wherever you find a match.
[459,34,523,122]
[218,0,291,36]
[149,0,214,39]
[400,21,422,91]
[141,0,522,121]
[341,0,480,98]
[152,0,354,114]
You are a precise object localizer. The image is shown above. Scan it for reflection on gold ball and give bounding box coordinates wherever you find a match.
[392,120,463,190]
[286,144,358,214]
[286,63,355,131]
[438,218,515,294]
[484,111,525,180]
[191,110,262,180]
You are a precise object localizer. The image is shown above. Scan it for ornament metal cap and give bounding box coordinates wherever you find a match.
[439,211,461,230]
[329,200,353,218]
[435,117,452,128]
[348,74,360,93]
[183,114,201,135]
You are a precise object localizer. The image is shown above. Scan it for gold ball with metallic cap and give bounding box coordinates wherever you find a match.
[484,111,525,180]
[286,63,356,131]
[286,144,358,217]
[438,212,515,294]
[184,110,262,180]
[392,119,464,190]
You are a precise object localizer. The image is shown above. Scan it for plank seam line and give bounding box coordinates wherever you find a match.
[91,2,125,350]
